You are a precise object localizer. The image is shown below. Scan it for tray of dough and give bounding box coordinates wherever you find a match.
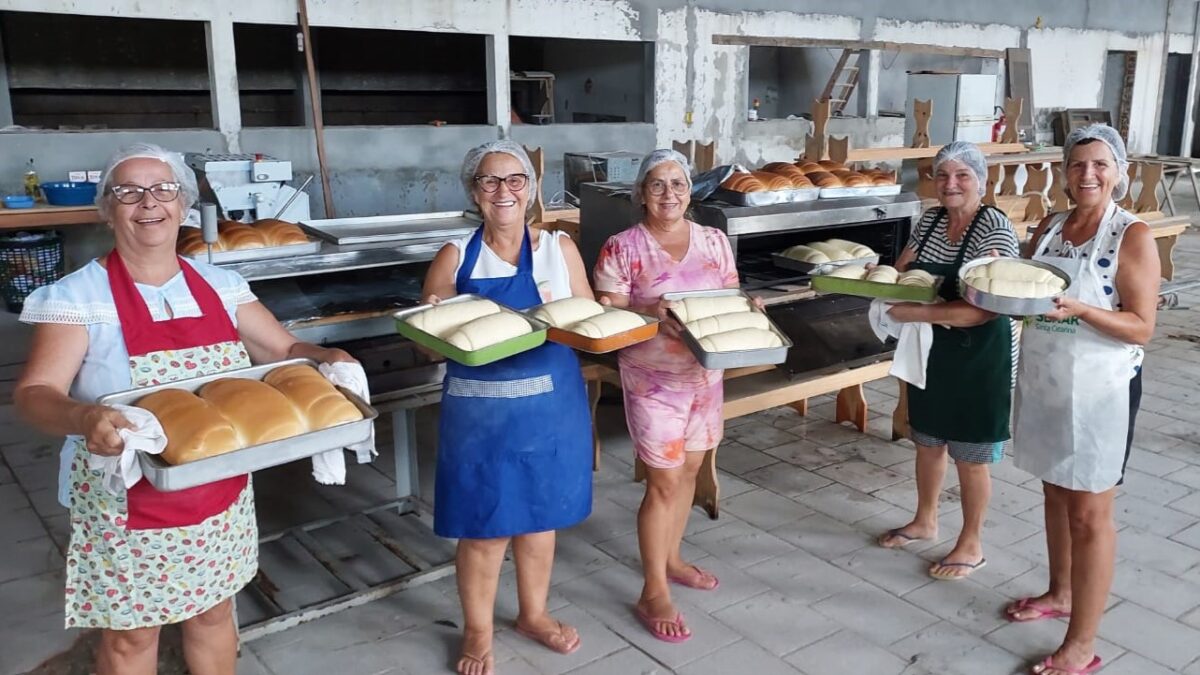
[97,358,377,492]
[662,288,792,369]
[524,298,659,354]
[393,293,549,366]
[958,257,1072,316]
[809,264,942,303]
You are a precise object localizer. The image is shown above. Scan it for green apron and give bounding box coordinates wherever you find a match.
[906,206,1012,444]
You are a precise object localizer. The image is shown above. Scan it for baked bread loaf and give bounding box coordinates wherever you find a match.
[672,295,752,323]
[570,309,644,338]
[762,162,801,175]
[818,160,847,172]
[897,269,936,287]
[218,224,268,250]
[263,364,363,430]
[686,311,769,339]
[807,171,843,188]
[751,172,793,191]
[825,264,869,280]
[721,174,768,193]
[254,219,308,247]
[136,389,241,465]
[782,244,830,263]
[871,173,896,186]
[532,297,605,328]
[198,378,307,445]
[177,228,222,256]
[841,174,870,188]
[787,174,815,189]
[699,327,783,352]
[406,299,501,339]
[865,265,900,284]
[445,312,532,351]
[797,161,824,174]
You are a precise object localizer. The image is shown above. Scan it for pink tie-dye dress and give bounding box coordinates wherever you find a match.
[593,221,740,469]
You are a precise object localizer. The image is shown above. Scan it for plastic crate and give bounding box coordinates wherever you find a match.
[0,231,64,312]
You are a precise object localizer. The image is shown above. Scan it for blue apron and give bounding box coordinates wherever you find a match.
[433,226,593,539]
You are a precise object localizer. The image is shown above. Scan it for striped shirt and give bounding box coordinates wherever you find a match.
[906,206,1020,263]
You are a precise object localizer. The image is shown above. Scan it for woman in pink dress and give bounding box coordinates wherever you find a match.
[593,149,741,642]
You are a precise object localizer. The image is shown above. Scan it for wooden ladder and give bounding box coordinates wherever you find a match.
[821,49,864,115]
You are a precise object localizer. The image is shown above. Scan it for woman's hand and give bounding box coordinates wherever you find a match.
[423,294,442,305]
[749,296,766,312]
[886,302,924,323]
[319,347,357,365]
[77,405,133,457]
[1042,295,1090,322]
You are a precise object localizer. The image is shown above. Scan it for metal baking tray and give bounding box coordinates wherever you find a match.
[526,305,659,354]
[300,211,482,245]
[771,252,879,276]
[784,187,822,203]
[394,293,549,366]
[183,240,322,264]
[958,257,1072,316]
[662,289,792,369]
[709,187,787,207]
[810,272,942,303]
[97,358,377,492]
[819,184,902,199]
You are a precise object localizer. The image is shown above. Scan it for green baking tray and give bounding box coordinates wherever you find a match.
[810,274,942,303]
[394,295,548,366]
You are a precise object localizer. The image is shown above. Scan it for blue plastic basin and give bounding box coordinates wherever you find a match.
[3,195,35,209]
[41,182,97,206]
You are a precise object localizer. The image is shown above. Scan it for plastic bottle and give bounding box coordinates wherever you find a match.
[23,159,44,203]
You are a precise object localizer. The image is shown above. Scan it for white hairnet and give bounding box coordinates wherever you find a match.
[96,143,199,221]
[933,141,987,196]
[1063,123,1130,201]
[460,140,538,204]
[632,149,692,219]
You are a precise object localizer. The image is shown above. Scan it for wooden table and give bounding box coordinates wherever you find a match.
[0,204,101,229]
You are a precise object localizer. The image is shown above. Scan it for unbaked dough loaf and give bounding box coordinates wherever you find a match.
[136,389,241,465]
[781,244,830,264]
[985,259,1059,284]
[865,265,899,284]
[825,264,869,280]
[968,278,1060,298]
[570,309,644,338]
[825,239,875,259]
[897,269,936,287]
[673,295,752,323]
[807,241,855,262]
[698,327,783,352]
[445,312,532,351]
[532,297,605,328]
[406,299,501,339]
[686,311,769,339]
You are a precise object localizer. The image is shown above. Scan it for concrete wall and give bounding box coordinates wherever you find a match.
[0,0,1197,220]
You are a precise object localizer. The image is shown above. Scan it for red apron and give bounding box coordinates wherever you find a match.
[106,250,248,530]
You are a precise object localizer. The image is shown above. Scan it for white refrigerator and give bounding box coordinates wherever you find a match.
[904,73,997,145]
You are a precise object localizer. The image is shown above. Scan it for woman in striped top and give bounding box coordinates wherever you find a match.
[876,141,1019,582]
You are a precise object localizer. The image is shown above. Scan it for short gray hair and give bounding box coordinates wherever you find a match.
[932,141,987,197]
[632,149,692,221]
[460,140,539,204]
[95,143,199,222]
[1063,123,1130,201]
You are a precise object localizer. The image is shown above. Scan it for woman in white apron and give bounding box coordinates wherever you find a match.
[1008,125,1160,675]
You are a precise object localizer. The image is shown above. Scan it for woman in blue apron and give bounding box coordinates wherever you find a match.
[876,142,1019,582]
[1008,125,1159,675]
[421,141,594,675]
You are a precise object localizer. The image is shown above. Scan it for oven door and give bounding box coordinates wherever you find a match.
[765,294,895,379]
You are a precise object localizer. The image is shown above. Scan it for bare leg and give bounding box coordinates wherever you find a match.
[180,599,237,675]
[512,530,579,653]
[637,460,693,639]
[930,459,990,577]
[1008,483,1073,620]
[96,626,160,675]
[1036,489,1116,674]
[455,537,510,675]
[879,442,945,547]
[666,451,713,585]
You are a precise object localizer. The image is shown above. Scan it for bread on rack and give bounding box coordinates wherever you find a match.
[762,162,802,175]
[405,298,502,339]
[818,160,847,172]
[218,224,268,250]
[254,219,309,247]
[841,174,871,188]
[806,171,843,188]
[263,364,363,431]
[198,378,307,446]
[786,174,815,189]
[796,161,824,174]
[176,228,223,256]
[136,388,242,465]
[871,174,896,186]
[720,174,768,193]
[750,172,794,191]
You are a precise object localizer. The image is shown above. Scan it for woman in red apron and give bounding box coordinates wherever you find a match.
[14,143,356,675]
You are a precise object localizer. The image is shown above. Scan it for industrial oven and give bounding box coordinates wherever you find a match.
[579,183,925,378]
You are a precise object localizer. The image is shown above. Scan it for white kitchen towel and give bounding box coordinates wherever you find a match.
[318,361,377,474]
[88,404,168,494]
[868,299,934,389]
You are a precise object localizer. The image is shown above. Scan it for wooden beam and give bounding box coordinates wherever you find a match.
[711,35,1005,59]
[846,142,1027,162]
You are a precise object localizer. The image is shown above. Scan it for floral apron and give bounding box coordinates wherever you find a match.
[64,251,258,630]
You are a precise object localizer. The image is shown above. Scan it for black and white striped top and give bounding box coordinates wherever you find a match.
[906,206,1020,263]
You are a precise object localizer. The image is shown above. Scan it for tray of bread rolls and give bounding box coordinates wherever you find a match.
[394,294,549,366]
[177,219,320,264]
[958,257,1072,316]
[525,297,659,354]
[661,289,792,369]
[97,359,377,492]
[810,263,942,303]
[772,239,879,275]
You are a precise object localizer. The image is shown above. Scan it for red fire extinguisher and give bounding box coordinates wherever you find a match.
[992,107,1006,142]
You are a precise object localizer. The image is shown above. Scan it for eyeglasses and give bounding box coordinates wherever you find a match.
[110,182,182,205]
[645,178,690,196]
[474,173,529,193]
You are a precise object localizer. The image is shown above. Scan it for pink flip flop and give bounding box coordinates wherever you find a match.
[668,565,720,591]
[634,606,692,643]
[1031,655,1102,674]
[1006,597,1071,622]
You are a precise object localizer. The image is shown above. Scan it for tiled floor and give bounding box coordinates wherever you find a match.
[2,230,1198,675]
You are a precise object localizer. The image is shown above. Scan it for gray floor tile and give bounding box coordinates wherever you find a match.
[686,519,796,569]
[675,638,803,675]
[712,591,839,657]
[815,459,907,493]
[562,647,669,675]
[740,463,833,498]
[792,483,893,525]
[900,578,1012,637]
[812,583,939,644]
[767,511,871,561]
[1117,528,1200,576]
[889,621,1026,675]
[785,629,909,675]
[831,544,935,596]
[720,487,813,531]
[493,603,629,675]
[743,548,863,603]
[1097,600,1200,670]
